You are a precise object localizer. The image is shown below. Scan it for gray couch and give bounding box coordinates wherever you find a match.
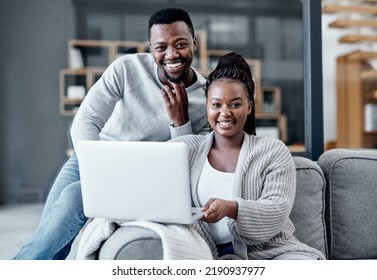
[96,148,377,260]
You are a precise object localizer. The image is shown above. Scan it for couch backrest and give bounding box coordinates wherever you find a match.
[291,156,328,258]
[318,148,377,260]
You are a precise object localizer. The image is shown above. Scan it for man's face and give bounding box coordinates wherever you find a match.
[149,21,196,85]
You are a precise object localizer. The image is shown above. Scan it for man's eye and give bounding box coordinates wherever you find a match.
[154,46,165,51]
[177,42,189,48]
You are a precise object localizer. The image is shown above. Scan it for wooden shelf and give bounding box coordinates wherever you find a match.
[193,30,208,73]
[68,39,147,68]
[256,113,287,142]
[60,40,148,116]
[329,19,377,28]
[59,67,106,116]
[363,91,377,100]
[60,67,106,74]
[60,97,84,103]
[198,50,243,77]
[343,50,377,61]
[339,34,377,43]
[287,143,305,154]
[361,69,377,80]
[323,4,377,14]
[261,86,281,114]
[60,36,288,142]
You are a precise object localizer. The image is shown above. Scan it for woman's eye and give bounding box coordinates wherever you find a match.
[211,103,221,108]
[230,103,241,108]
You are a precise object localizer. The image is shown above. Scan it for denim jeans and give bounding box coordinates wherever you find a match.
[13,152,88,260]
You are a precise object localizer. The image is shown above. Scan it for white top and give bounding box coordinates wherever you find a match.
[197,157,234,244]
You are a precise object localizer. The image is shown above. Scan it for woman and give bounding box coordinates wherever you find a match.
[172,52,325,260]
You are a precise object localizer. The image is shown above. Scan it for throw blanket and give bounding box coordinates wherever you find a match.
[75,218,213,260]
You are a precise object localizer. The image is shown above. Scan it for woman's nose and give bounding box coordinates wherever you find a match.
[220,106,231,116]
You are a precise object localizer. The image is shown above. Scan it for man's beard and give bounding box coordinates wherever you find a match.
[164,70,184,84]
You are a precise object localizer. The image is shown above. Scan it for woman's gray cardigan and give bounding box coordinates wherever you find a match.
[172,132,325,260]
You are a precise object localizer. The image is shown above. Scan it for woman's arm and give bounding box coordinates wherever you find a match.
[230,144,296,246]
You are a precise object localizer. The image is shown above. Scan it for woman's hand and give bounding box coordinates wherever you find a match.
[201,198,238,223]
[160,81,189,127]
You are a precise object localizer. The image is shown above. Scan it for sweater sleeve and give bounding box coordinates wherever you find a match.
[229,142,297,246]
[169,120,193,139]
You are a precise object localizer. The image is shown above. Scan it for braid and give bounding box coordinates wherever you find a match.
[206,52,256,135]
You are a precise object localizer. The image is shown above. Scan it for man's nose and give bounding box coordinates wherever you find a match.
[165,46,179,59]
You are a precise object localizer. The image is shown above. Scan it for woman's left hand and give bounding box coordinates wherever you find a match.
[201,198,238,223]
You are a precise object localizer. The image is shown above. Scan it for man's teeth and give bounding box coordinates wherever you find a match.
[166,62,182,68]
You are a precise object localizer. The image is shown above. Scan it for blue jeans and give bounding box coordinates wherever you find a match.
[13,153,87,260]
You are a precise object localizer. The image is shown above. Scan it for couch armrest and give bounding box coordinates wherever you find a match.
[98,226,163,260]
[318,148,377,259]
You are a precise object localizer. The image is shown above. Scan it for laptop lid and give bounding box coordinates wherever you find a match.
[77,140,202,224]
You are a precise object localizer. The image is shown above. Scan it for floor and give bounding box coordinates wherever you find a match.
[0,203,78,260]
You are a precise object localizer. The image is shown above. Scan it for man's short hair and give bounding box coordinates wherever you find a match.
[148,8,195,39]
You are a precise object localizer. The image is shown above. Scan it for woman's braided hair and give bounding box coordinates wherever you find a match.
[206,52,256,135]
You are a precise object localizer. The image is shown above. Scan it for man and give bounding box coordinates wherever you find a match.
[14,7,209,260]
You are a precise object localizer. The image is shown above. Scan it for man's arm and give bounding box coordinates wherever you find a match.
[70,63,123,154]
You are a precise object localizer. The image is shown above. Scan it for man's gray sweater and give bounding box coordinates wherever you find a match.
[71,53,210,154]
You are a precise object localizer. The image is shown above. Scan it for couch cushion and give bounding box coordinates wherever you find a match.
[318,148,377,260]
[291,156,327,257]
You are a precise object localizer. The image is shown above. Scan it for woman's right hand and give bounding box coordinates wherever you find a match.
[201,198,238,223]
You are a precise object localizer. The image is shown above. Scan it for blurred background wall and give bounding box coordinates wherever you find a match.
[0,0,313,204]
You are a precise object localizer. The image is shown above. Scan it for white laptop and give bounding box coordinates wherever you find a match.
[77,140,203,224]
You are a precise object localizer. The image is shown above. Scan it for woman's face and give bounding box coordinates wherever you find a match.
[206,78,252,140]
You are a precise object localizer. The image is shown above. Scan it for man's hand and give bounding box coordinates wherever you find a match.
[160,81,189,127]
[201,198,238,223]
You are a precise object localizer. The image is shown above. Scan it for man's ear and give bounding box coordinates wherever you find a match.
[193,36,197,51]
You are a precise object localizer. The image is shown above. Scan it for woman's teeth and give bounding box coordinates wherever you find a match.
[218,121,234,127]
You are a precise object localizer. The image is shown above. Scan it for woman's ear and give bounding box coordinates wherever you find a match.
[248,101,253,115]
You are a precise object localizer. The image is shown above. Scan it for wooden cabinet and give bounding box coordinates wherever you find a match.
[256,86,287,142]
[59,36,287,142]
[336,50,377,148]
[59,39,147,116]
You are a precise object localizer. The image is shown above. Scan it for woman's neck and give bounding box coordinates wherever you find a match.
[212,132,244,151]
[208,133,244,173]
